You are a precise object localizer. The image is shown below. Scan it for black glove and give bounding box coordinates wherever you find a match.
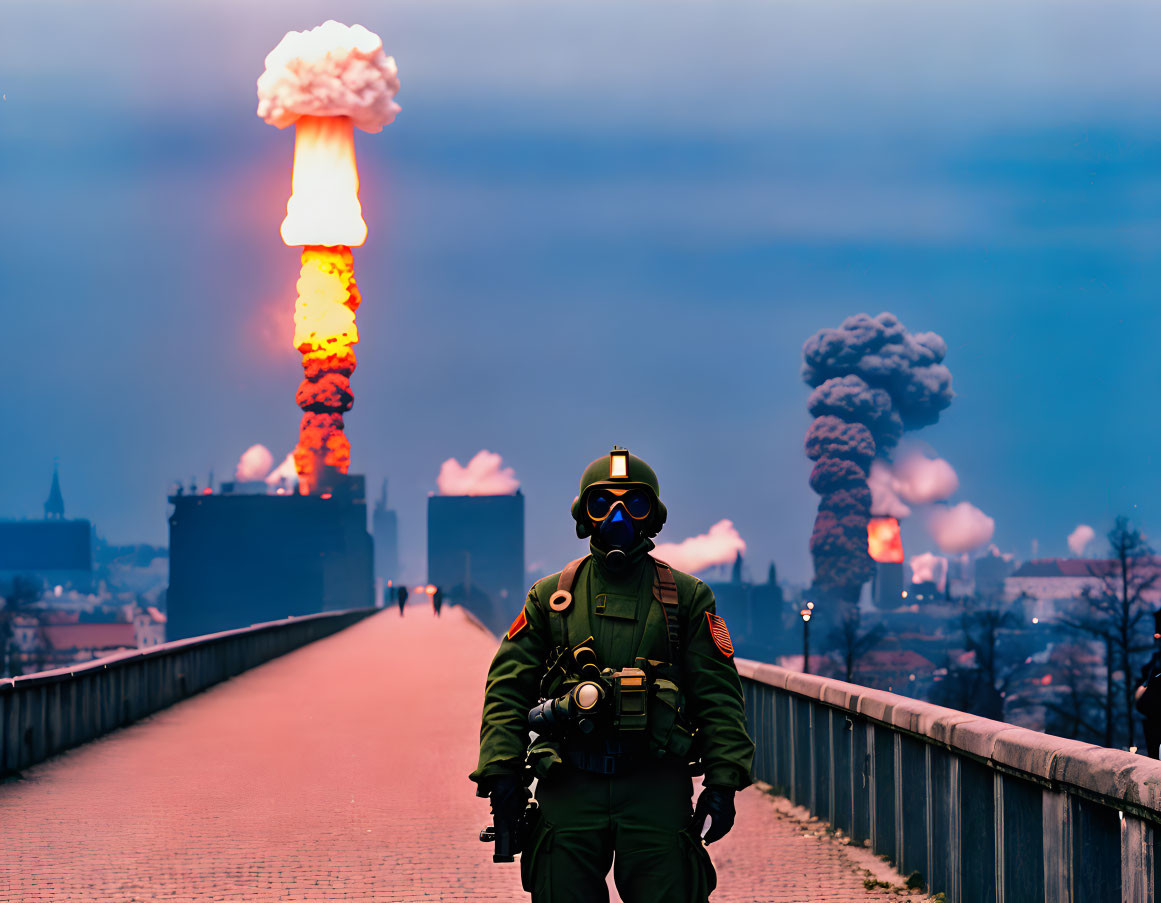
[484,774,532,862]
[692,786,735,844]
[486,773,530,820]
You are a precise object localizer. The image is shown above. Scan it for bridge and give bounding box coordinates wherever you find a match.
[1,606,1154,902]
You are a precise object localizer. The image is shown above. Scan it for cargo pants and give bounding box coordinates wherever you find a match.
[521,761,716,903]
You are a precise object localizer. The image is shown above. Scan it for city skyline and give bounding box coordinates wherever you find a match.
[2,0,1159,585]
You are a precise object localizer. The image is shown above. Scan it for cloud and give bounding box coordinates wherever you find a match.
[910,552,948,591]
[892,453,958,505]
[264,453,299,491]
[868,459,912,519]
[653,519,746,575]
[257,20,401,132]
[1068,524,1095,557]
[928,502,995,554]
[437,450,519,496]
[867,453,958,519]
[235,444,273,482]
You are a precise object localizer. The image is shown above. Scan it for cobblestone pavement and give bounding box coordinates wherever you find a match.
[0,605,926,902]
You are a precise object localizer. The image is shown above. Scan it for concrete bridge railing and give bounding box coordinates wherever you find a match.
[0,608,375,778]
[738,659,1161,903]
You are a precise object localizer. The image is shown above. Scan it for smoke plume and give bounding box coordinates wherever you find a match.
[928,502,995,554]
[257,21,400,132]
[437,450,519,496]
[868,452,959,519]
[910,552,949,592]
[653,520,746,575]
[235,444,274,482]
[1068,524,1095,557]
[802,313,954,601]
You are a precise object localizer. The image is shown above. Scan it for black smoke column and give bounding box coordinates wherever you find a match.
[802,313,954,602]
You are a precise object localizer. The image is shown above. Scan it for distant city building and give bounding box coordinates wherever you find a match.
[872,561,904,609]
[0,465,93,592]
[3,604,166,676]
[706,557,786,657]
[167,475,374,641]
[1005,557,1161,621]
[427,492,524,634]
[373,480,400,586]
[975,548,1016,597]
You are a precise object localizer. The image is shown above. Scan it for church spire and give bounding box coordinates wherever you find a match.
[45,462,65,519]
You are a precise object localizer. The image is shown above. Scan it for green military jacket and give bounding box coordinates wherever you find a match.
[471,539,755,791]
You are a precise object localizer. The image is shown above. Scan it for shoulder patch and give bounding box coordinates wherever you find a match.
[506,607,529,640]
[706,612,734,657]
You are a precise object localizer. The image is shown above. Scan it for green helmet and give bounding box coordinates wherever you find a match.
[570,446,667,539]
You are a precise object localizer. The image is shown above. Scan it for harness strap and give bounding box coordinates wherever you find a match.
[652,559,681,660]
[547,555,588,652]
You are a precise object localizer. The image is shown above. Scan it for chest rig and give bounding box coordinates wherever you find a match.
[529,555,694,777]
[542,554,681,680]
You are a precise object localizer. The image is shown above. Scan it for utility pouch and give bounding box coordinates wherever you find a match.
[648,676,694,759]
[610,667,648,733]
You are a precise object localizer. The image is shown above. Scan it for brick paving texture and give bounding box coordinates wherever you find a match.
[0,605,921,902]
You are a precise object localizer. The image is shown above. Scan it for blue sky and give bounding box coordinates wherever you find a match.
[2,0,1159,584]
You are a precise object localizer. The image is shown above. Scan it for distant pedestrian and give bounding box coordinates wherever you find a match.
[397,585,408,617]
[432,588,443,618]
[1136,610,1161,757]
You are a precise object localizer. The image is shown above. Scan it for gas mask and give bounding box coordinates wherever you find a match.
[586,487,654,560]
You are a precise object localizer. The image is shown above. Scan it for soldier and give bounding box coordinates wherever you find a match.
[471,447,754,903]
[1135,610,1161,758]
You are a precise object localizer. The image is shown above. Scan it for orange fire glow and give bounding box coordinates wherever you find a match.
[292,246,360,495]
[867,517,905,563]
[282,116,367,248]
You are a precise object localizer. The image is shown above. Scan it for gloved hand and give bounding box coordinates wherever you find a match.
[692,785,735,844]
[486,773,531,821]
[484,773,532,862]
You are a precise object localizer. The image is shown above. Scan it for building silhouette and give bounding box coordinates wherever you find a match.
[427,492,524,634]
[872,561,904,609]
[372,480,399,587]
[167,475,373,640]
[0,464,92,592]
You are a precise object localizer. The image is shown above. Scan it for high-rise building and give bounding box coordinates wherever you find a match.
[872,560,904,609]
[427,492,524,634]
[0,465,92,592]
[167,475,373,640]
[372,480,399,586]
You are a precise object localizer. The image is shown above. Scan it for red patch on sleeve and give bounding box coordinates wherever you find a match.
[706,612,734,657]
[506,608,528,640]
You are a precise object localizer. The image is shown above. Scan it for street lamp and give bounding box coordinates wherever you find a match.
[800,601,814,674]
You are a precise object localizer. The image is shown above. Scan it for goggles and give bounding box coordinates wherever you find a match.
[585,487,653,522]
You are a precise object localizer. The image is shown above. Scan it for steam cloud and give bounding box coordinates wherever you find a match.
[257,21,401,132]
[802,313,954,601]
[868,453,959,519]
[235,444,274,482]
[928,502,995,554]
[265,452,299,491]
[653,520,747,575]
[437,450,520,496]
[910,552,949,592]
[1068,524,1095,557]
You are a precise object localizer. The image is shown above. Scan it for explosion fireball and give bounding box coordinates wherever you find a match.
[257,21,400,495]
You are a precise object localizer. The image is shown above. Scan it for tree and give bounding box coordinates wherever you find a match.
[1062,517,1158,749]
[1038,643,1106,744]
[828,601,886,682]
[930,593,1022,720]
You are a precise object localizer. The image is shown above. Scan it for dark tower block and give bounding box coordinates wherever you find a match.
[373,480,399,586]
[166,475,374,640]
[427,492,524,635]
